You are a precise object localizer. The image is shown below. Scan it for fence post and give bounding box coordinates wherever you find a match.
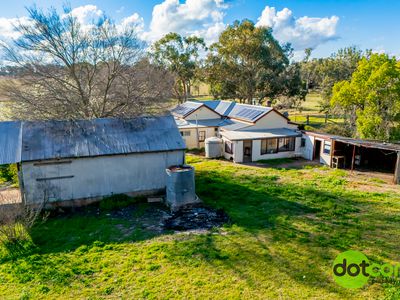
[325,113,328,124]
[306,115,309,125]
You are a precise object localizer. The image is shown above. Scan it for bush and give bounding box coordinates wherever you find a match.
[0,164,19,185]
[0,194,47,258]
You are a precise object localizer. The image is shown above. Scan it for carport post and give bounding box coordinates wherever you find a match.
[394,151,400,185]
[351,145,356,172]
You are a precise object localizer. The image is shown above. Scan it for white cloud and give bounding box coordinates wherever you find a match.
[119,13,145,32]
[0,17,30,39]
[144,0,227,44]
[256,6,339,51]
[68,5,103,25]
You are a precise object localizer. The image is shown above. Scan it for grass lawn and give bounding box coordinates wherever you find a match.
[1,156,400,299]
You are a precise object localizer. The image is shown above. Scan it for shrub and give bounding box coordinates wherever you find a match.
[0,194,47,258]
[0,164,19,185]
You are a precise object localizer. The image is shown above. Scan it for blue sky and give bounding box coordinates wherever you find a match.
[1,0,399,59]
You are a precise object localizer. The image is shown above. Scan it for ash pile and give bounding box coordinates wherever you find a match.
[164,204,229,231]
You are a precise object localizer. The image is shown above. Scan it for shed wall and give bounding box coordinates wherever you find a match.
[300,135,315,160]
[22,151,184,204]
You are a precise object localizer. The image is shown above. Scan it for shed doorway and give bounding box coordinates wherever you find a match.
[243,140,252,163]
[314,140,322,161]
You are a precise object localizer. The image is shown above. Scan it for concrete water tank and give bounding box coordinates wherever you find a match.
[205,137,223,158]
[166,165,200,211]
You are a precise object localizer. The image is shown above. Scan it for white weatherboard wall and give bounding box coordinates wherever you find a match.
[320,140,331,165]
[22,151,184,204]
[251,137,302,161]
[185,106,220,121]
[180,127,217,149]
[249,111,297,130]
[301,135,315,161]
[222,138,243,162]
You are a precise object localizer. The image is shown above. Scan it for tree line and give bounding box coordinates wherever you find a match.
[0,6,398,141]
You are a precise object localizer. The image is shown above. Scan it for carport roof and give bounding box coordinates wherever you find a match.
[0,115,186,164]
[302,131,400,152]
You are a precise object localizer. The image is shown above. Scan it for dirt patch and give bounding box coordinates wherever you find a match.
[48,201,229,235]
[164,205,229,230]
[243,158,322,170]
[0,187,21,204]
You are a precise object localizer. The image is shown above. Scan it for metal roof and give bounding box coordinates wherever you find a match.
[302,131,400,152]
[175,118,233,128]
[0,115,185,164]
[202,100,236,116]
[170,101,203,118]
[221,128,301,141]
[332,137,400,152]
[175,100,274,122]
[0,121,22,165]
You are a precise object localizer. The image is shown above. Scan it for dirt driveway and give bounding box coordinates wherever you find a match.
[0,187,21,204]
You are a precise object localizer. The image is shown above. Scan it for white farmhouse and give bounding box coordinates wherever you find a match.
[0,115,186,206]
[172,100,302,163]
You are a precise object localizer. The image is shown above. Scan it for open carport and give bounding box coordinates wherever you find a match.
[330,137,400,184]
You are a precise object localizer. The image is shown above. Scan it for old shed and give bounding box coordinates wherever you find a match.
[0,115,186,206]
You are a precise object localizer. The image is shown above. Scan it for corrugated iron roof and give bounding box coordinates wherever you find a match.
[221,128,301,141]
[0,121,22,165]
[0,115,185,164]
[175,118,239,129]
[201,100,236,116]
[302,131,400,152]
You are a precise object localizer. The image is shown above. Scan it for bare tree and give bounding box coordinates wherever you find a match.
[0,6,174,120]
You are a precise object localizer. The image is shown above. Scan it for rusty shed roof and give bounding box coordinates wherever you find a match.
[0,115,185,164]
[303,131,400,152]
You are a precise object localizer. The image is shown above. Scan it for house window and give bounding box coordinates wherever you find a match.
[278,137,295,152]
[323,141,331,155]
[225,140,233,154]
[261,137,295,155]
[198,131,206,142]
[261,138,278,154]
[301,138,306,148]
[180,131,191,137]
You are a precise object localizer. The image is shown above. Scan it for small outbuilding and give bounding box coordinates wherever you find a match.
[0,115,186,206]
[301,131,400,184]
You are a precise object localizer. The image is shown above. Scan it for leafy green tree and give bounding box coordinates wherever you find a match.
[300,46,363,111]
[151,33,206,103]
[331,53,400,140]
[204,19,300,104]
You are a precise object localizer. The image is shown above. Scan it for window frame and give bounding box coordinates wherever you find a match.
[261,138,278,155]
[260,137,296,155]
[225,140,233,154]
[198,130,206,142]
[323,141,331,155]
[301,138,306,148]
[278,137,295,152]
[180,130,191,137]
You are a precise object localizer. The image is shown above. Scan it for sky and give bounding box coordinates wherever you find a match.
[0,0,399,60]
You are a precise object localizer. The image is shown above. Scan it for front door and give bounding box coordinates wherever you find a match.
[243,140,252,163]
